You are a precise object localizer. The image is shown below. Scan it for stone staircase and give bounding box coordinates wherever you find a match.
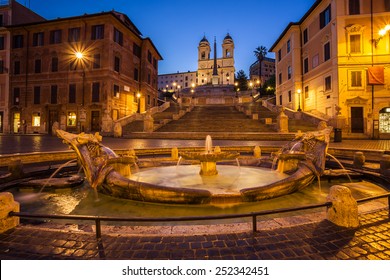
[122,101,319,135]
[122,103,183,133]
[241,101,319,132]
[155,105,276,133]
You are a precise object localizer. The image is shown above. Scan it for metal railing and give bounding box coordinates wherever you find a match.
[9,192,390,239]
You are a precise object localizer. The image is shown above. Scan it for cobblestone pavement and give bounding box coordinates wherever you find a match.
[0,209,389,260]
[1,135,389,260]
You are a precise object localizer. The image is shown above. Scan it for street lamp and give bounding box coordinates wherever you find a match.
[249,81,254,96]
[74,51,86,132]
[136,92,141,113]
[297,89,302,111]
[191,83,195,94]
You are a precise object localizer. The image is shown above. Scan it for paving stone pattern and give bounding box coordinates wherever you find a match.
[0,210,389,260]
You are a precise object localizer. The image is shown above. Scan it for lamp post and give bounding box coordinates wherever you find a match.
[75,52,85,106]
[297,89,302,112]
[136,92,141,113]
[249,81,254,97]
[75,51,86,132]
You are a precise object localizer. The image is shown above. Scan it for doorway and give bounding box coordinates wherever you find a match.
[350,107,364,133]
[91,110,100,132]
[48,110,58,135]
[13,112,20,133]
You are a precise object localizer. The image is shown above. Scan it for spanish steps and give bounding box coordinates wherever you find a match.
[122,101,318,135]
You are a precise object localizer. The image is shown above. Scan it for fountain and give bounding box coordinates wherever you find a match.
[55,126,333,205]
[180,135,239,176]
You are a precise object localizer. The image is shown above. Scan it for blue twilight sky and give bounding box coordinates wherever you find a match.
[23,0,316,75]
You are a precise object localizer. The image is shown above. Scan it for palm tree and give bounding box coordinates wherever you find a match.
[254,46,268,89]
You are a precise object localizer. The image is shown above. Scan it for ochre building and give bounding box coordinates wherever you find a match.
[4,3,161,134]
[270,0,390,139]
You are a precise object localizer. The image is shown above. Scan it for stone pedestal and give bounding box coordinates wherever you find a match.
[254,146,261,158]
[143,113,154,132]
[52,121,59,136]
[353,152,365,169]
[101,109,113,134]
[380,154,390,177]
[212,76,219,85]
[113,122,122,138]
[277,108,289,133]
[200,161,218,176]
[326,185,359,228]
[171,147,179,160]
[0,192,20,233]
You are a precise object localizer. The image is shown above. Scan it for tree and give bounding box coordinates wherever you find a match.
[254,45,268,88]
[235,70,248,91]
[262,74,275,96]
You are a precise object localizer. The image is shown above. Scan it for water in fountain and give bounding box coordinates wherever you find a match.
[326,153,353,183]
[39,159,78,193]
[176,156,182,166]
[236,158,241,171]
[205,135,212,154]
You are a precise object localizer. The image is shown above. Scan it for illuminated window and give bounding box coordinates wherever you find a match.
[379,107,390,133]
[32,112,40,127]
[67,112,77,126]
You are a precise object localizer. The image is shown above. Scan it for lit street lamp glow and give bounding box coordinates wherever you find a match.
[75,51,84,59]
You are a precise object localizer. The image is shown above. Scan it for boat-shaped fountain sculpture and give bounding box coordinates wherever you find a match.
[56,126,332,204]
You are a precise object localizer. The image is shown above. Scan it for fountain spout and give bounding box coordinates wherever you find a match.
[180,135,239,176]
[205,135,212,154]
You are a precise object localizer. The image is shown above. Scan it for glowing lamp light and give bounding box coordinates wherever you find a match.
[75,52,84,59]
[379,25,390,37]
[379,29,387,37]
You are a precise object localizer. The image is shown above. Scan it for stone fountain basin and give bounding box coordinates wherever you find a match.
[127,165,289,204]
[180,152,240,162]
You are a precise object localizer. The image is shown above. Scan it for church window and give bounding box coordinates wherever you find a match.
[201,52,206,59]
[226,49,231,57]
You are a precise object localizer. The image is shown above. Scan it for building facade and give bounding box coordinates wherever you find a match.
[158,71,197,93]
[249,57,276,85]
[6,9,161,134]
[0,0,45,133]
[270,0,390,138]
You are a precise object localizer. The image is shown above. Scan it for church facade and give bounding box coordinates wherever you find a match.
[197,34,235,86]
[158,34,235,92]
